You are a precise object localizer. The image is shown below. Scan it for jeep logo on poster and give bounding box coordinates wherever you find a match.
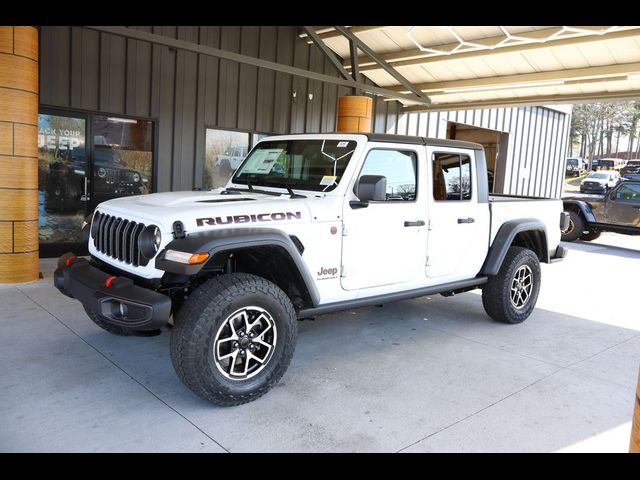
[38,126,82,151]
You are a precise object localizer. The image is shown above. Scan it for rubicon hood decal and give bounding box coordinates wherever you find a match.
[196,211,302,226]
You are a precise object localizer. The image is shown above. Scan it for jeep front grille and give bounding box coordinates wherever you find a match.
[92,211,149,267]
[104,168,137,184]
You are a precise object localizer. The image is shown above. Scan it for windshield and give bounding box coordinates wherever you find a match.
[567,159,578,165]
[232,139,358,192]
[588,172,608,179]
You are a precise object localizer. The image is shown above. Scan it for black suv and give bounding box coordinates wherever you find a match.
[561,179,640,242]
[45,146,147,213]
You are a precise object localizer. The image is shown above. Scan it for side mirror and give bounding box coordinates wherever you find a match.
[355,175,387,202]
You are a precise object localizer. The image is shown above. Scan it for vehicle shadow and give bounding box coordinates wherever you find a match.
[564,240,640,259]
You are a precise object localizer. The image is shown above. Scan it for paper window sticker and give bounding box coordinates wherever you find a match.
[320,175,337,186]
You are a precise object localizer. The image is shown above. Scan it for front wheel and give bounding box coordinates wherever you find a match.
[170,273,297,406]
[482,246,541,324]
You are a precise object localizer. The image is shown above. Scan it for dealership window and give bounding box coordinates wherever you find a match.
[358,149,417,201]
[432,153,472,201]
[37,109,154,256]
[203,129,268,190]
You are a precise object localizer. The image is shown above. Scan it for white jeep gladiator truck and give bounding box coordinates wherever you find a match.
[54,133,569,406]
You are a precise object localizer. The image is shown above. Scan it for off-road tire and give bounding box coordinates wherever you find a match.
[580,230,601,242]
[170,273,297,407]
[83,306,134,336]
[482,246,541,324]
[560,210,585,242]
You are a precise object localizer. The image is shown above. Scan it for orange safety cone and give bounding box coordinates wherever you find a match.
[631,367,640,453]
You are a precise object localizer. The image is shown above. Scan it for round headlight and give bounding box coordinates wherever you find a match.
[133,173,141,183]
[97,167,107,178]
[139,225,161,260]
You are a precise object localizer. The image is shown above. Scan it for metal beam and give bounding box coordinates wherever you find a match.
[349,36,360,95]
[387,62,640,94]
[85,26,430,106]
[350,26,640,72]
[333,26,430,102]
[301,26,352,81]
[300,26,386,42]
[401,90,640,113]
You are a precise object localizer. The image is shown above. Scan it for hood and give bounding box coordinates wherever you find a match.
[96,188,314,232]
[563,192,605,204]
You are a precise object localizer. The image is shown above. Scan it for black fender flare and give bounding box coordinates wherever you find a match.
[562,199,597,224]
[479,219,548,276]
[155,228,320,306]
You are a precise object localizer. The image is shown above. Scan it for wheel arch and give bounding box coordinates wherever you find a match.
[480,219,548,277]
[155,228,320,310]
[562,200,596,224]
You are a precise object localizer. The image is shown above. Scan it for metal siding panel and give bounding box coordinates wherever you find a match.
[156,32,176,192]
[321,58,338,133]
[291,33,309,134]
[194,52,206,190]
[70,27,82,109]
[127,36,152,117]
[535,109,550,197]
[418,113,428,137]
[203,26,220,127]
[256,26,277,134]
[521,107,535,195]
[39,26,52,104]
[553,115,569,198]
[49,26,71,107]
[273,27,293,134]
[374,97,386,133]
[305,44,325,133]
[506,107,522,194]
[545,112,561,199]
[81,28,100,111]
[397,113,408,136]
[217,26,240,129]
[238,26,259,132]
[408,112,419,136]
[527,107,543,196]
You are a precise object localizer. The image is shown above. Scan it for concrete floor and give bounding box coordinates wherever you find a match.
[1,233,639,452]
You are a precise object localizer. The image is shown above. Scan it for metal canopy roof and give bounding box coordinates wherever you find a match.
[301,26,640,111]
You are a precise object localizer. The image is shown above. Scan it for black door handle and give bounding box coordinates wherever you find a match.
[457,217,475,224]
[404,220,426,227]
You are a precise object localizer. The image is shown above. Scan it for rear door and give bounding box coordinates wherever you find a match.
[426,147,490,279]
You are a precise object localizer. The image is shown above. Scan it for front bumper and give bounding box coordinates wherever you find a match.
[580,184,606,193]
[54,253,171,332]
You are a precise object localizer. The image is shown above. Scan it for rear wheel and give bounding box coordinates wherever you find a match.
[561,210,585,242]
[170,273,297,406]
[482,246,541,324]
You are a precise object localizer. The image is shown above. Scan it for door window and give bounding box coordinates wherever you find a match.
[433,153,472,201]
[358,149,417,201]
[615,183,640,202]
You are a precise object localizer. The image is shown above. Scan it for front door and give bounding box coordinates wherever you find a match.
[426,148,489,279]
[604,182,640,227]
[341,146,427,291]
[38,111,89,257]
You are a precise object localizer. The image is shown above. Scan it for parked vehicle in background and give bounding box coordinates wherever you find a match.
[565,157,586,177]
[53,133,567,406]
[621,160,640,176]
[216,145,249,178]
[580,170,621,194]
[597,158,627,171]
[623,173,640,182]
[562,179,640,241]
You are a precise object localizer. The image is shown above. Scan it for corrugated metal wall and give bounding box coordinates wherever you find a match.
[38,26,355,192]
[378,101,571,199]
